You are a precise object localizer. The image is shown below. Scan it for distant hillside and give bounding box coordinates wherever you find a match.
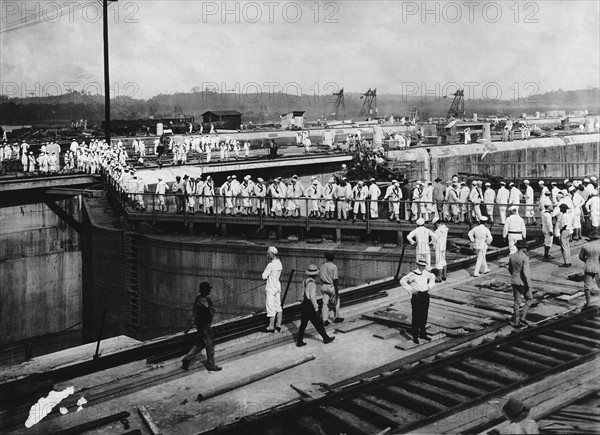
[1,87,598,126]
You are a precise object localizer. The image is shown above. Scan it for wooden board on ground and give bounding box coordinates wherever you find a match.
[454,285,516,300]
[430,291,513,314]
[334,319,375,333]
[373,328,403,340]
[431,298,506,321]
[427,306,488,328]
[444,287,517,305]
[395,332,446,350]
[363,308,466,331]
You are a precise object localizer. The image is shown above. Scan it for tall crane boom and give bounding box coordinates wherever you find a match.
[447,89,465,119]
[358,88,377,118]
[330,88,346,120]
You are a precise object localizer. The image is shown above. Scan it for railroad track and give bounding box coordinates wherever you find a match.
[206,308,600,435]
[0,282,389,432]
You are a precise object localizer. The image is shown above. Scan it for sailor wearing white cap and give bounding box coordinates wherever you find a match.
[323,177,336,219]
[269,178,284,217]
[503,206,526,255]
[570,186,584,241]
[368,178,381,219]
[252,178,267,215]
[555,204,573,267]
[468,216,493,276]
[523,180,535,224]
[411,181,427,221]
[262,247,283,332]
[483,182,496,222]
[241,175,255,215]
[352,181,369,221]
[585,189,600,232]
[496,182,510,224]
[383,180,402,222]
[458,182,471,223]
[399,259,436,344]
[550,182,561,205]
[307,178,323,218]
[508,182,522,215]
[432,218,449,282]
[407,218,437,268]
[202,176,215,214]
[155,177,169,212]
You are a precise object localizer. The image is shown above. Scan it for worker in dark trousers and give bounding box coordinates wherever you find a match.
[296,264,335,347]
[400,259,436,344]
[181,282,222,371]
[579,232,600,310]
[508,240,533,327]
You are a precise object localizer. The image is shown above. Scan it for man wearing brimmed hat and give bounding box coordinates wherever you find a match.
[181,282,222,371]
[578,232,600,310]
[320,252,344,325]
[468,216,493,277]
[262,247,283,332]
[400,259,436,344]
[503,206,526,255]
[499,397,538,434]
[296,264,335,347]
[508,240,534,327]
[407,218,437,268]
[555,203,573,267]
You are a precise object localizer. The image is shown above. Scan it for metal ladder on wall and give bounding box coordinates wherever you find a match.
[123,232,142,332]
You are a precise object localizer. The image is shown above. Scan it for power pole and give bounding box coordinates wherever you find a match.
[103,0,115,143]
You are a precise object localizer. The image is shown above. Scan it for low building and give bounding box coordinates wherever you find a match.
[280,111,305,129]
[202,110,242,130]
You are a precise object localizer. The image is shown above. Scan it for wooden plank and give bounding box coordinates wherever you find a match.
[445,287,518,304]
[487,349,552,373]
[384,386,448,414]
[137,406,161,435]
[442,366,505,391]
[362,395,423,425]
[532,334,597,354]
[549,330,600,348]
[431,298,506,321]
[503,345,567,367]
[349,398,403,427]
[453,286,515,300]
[431,291,513,314]
[557,292,585,301]
[427,305,490,326]
[459,358,526,383]
[402,379,471,405]
[563,324,600,339]
[373,328,403,340]
[334,319,375,333]
[394,332,445,350]
[423,373,488,397]
[319,406,381,434]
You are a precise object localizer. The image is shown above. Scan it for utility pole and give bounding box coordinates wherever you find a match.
[103,0,114,143]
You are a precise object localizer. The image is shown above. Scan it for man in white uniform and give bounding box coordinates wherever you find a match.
[496,182,510,224]
[262,246,283,332]
[432,219,449,282]
[407,218,437,268]
[503,206,526,255]
[468,216,493,276]
[368,178,381,219]
[523,180,535,225]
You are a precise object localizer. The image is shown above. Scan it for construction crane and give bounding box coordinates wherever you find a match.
[447,89,465,119]
[358,88,377,118]
[330,88,346,120]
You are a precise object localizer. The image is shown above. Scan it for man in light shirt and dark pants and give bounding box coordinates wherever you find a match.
[400,259,436,344]
[320,252,344,326]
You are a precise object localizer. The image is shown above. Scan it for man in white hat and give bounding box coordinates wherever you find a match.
[220,176,235,215]
[550,181,560,205]
[352,180,369,222]
[585,190,600,235]
[432,218,449,282]
[399,259,436,344]
[496,181,510,224]
[306,178,323,218]
[508,182,522,213]
[384,180,402,222]
[523,180,535,225]
[503,206,526,255]
[368,178,381,219]
[241,175,255,215]
[459,182,470,223]
[541,204,554,259]
[483,182,496,222]
[584,178,594,194]
[469,180,483,222]
[155,177,169,212]
[253,177,267,215]
[407,218,437,267]
[468,216,493,277]
[323,177,336,219]
[555,203,573,267]
[262,247,283,332]
[203,176,215,214]
[269,178,284,217]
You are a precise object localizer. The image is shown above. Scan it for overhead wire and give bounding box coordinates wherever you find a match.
[0,1,98,34]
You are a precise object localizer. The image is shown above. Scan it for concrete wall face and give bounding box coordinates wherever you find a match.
[0,200,82,345]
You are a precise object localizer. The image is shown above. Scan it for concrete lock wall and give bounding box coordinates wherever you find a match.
[0,200,82,346]
[82,203,403,339]
[389,133,600,181]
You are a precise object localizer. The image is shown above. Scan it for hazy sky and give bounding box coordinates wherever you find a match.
[1,1,599,100]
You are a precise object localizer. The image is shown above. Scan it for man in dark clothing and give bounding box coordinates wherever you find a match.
[508,240,533,327]
[181,282,222,371]
[296,264,335,347]
[401,179,412,221]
